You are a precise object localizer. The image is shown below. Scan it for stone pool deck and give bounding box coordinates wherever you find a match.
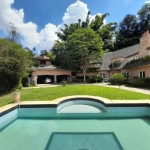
[1,83,150,114]
[0,94,150,115]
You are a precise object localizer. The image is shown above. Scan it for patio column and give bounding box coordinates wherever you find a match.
[32,75,37,85]
[70,75,72,82]
[54,75,57,83]
[28,77,30,85]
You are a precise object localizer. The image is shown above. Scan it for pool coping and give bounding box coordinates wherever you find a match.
[0,95,150,115]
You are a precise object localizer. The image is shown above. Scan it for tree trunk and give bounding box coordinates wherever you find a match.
[83,70,86,83]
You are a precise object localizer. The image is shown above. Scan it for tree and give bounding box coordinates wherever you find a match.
[137,3,150,33]
[56,23,78,41]
[51,42,80,71]
[40,50,48,56]
[98,22,118,51]
[7,22,20,44]
[67,28,104,82]
[0,39,33,95]
[89,13,118,51]
[90,13,109,31]
[115,14,139,49]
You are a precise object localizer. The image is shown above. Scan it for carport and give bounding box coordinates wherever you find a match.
[31,65,71,85]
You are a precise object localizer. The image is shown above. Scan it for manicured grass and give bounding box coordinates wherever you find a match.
[0,85,150,107]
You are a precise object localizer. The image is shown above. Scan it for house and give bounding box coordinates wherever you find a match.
[99,31,150,80]
[31,31,150,84]
[36,55,51,67]
[31,56,71,84]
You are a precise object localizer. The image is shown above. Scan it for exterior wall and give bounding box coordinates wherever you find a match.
[111,57,124,63]
[109,70,121,76]
[46,60,51,66]
[99,71,110,78]
[139,31,150,58]
[32,70,71,84]
[76,72,98,76]
[32,70,71,76]
[121,65,150,78]
[127,54,139,62]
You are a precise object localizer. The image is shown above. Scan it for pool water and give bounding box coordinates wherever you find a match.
[0,118,150,150]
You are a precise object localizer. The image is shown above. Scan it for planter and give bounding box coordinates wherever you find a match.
[13,92,20,102]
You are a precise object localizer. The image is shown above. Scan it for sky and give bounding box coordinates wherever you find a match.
[0,0,150,53]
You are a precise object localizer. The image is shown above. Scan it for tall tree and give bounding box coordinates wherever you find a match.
[89,13,109,31]
[67,28,104,82]
[114,14,140,49]
[137,3,150,32]
[7,22,20,44]
[40,50,48,56]
[56,23,78,41]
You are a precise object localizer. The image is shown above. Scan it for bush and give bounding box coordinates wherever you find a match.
[61,80,67,86]
[109,73,125,85]
[130,77,150,87]
[75,76,89,82]
[0,39,33,95]
[89,75,103,83]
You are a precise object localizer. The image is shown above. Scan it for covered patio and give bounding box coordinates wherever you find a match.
[31,65,71,85]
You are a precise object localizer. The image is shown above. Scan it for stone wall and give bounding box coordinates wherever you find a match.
[109,70,121,76]
[122,65,150,78]
[76,72,98,77]
[139,31,150,58]
[32,70,71,76]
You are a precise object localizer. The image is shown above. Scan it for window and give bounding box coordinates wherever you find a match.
[112,61,121,68]
[128,57,133,62]
[122,72,130,77]
[100,73,106,78]
[135,55,138,60]
[139,71,145,78]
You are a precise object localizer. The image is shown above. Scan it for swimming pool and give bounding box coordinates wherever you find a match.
[0,96,150,150]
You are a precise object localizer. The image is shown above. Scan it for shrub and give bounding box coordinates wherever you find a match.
[0,39,33,95]
[61,80,67,86]
[130,77,150,87]
[109,73,125,85]
[89,75,103,83]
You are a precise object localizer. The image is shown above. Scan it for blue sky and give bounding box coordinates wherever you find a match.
[0,0,149,51]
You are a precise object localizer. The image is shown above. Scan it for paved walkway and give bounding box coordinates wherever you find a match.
[94,83,150,95]
[23,84,60,89]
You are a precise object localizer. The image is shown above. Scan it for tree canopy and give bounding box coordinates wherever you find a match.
[52,28,104,82]
[115,3,150,50]
[0,39,33,95]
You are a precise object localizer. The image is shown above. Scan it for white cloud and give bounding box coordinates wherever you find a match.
[0,0,104,51]
[0,0,41,49]
[38,23,58,50]
[63,0,89,24]
[145,0,150,3]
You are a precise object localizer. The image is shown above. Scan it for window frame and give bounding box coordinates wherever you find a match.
[139,71,145,78]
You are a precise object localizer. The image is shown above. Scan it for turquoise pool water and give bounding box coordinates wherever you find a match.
[0,118,150,150]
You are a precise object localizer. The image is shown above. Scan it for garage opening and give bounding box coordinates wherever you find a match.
[57,75,69,83]
[37,75,54,84]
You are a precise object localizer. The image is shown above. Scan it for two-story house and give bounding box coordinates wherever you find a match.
[99,31,150,80]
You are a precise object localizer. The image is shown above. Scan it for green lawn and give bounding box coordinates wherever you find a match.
[0,85,150,107]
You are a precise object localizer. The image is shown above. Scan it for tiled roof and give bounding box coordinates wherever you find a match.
[99,44,139,71]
